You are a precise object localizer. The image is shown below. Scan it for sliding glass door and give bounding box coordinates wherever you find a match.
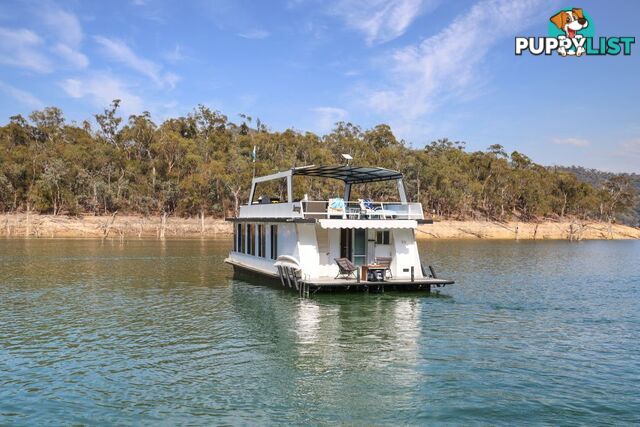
[340,228,368,266]
[352,229,367,266]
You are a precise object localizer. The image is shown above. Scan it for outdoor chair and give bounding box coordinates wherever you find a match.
[327,198,346,218]
[358,199,396,219]
[358,198,379,218]
[334,257,357,279]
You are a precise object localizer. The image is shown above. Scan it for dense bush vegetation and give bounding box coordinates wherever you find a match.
[0,101,636,224]
[557,166,640,226]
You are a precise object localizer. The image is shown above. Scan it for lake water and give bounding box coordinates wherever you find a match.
[1,238,639,425]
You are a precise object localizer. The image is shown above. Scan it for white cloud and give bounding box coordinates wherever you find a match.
[603,138,640,173]
[41,7,83,48]
[0,27,52,72]
[39,7,88,69]
[60,73,143,115]
[330,0,431,44]
[163,72,180,88]
[237,29,271,39]
[616,138,640,159]
[53,43,89,68]
[0,80,45,109]
[0,9,88,72]
[361,0,546,136]
[312,106,348,133]
[94,36,179,88]
[162,44,187,63]
[553,137,590,147]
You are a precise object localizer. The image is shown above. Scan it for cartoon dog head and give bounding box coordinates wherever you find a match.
[550,8,589,38]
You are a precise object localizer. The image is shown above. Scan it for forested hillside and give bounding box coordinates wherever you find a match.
[0,102,637,224]
[555,166,640,226]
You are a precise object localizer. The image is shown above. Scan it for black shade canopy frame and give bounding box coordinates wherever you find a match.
[292,165,403,184]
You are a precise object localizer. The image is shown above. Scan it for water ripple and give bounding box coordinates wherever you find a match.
[1,239,639,425]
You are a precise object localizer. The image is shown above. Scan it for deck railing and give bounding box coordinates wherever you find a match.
[237,200,424,220]
[301,201,424,220]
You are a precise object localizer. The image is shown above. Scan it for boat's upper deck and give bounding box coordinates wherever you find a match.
[234,165,424,222]
[238,200,423,220]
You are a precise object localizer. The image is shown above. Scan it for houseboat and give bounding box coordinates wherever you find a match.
[224,165,454,295]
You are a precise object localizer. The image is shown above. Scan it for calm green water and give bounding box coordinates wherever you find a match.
[1,238,639,425]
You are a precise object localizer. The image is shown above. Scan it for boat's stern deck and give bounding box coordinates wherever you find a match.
[305,276,454,291]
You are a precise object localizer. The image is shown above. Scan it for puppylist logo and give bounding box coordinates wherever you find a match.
[516,8,635,56]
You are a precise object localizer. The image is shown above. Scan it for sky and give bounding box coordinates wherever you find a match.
[0,0,639,172]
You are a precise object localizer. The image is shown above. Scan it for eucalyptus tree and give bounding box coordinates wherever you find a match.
[0,102,637,224]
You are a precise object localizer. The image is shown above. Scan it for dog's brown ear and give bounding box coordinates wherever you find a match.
[550,11,566,29]
[572,8,584,19]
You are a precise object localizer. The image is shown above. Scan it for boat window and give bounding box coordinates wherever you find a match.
[235,223,241,252]
[247,224,256,255]
[258,224,266,257]
[376,230,390,245]
[270,225,278,259]
[252,178,287,204]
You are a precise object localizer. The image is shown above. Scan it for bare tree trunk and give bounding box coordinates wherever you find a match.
[93,182,98,215]
[116,169,125,200]
[569,221,575,241]
[200,209,205,235]
[160,211,167,239]
[26,202,31,237]
[103,210,118,240]
[232,188,241,217]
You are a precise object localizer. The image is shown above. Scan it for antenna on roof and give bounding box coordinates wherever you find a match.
[341,153,353,166]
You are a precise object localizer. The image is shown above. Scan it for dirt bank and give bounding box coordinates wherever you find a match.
[1,214,638,240]
[0,213,232,239]
[417,220,640,240]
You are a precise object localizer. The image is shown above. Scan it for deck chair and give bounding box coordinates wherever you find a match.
[327,198,346,218]
[358,199,396,219]
[375,256,393,278]
[334,257,357,279]
[358,198,378,218]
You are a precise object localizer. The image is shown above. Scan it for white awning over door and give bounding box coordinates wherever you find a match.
[318,219,417,229]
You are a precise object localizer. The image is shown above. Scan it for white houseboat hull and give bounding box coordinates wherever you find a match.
[224,220,453,293]
[225,165,454,294]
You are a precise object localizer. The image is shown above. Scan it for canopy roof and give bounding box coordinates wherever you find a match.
[292,165,403,184]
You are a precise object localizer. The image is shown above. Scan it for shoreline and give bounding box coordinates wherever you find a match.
[415,220,640,240]
[1,214,639,240]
